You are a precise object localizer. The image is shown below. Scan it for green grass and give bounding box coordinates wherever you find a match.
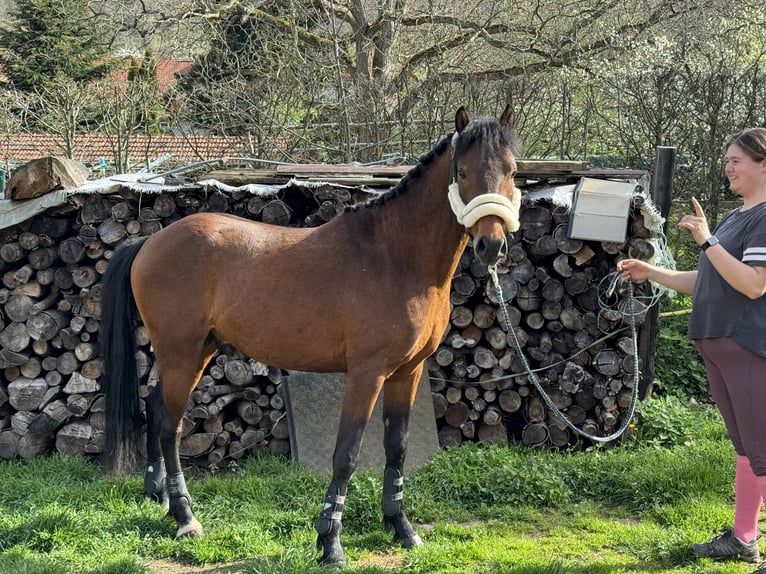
[0,404,760,574]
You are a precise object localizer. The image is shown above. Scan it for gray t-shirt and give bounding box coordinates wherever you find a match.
[688,202,766,357]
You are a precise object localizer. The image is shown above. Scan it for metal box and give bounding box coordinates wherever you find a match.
[567,177,636,242]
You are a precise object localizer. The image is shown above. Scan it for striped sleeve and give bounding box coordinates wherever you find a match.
[743,246,766,265]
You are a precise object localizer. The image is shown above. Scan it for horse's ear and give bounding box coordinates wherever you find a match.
[499,104,516,130]
[455,106,470,133]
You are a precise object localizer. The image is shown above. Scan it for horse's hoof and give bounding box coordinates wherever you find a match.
[384,514,423,549]
[316,535,346,567]
[318,553,346,568]
[399,533,423,549]
[175,519,204,539]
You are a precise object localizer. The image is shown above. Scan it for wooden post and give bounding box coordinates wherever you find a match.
[653,147,675,234]
[638,146,675,398]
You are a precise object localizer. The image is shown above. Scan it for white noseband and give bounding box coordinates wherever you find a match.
[448,133,521,232]
[448,182,521,232]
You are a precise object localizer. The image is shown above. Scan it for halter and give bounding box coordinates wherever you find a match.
[448,132,521,232]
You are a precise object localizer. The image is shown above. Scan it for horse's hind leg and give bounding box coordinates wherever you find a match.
[161,415,203,538]
[155,347,216,539]
[316,371,385,566]
[381,364,424,549]
[144,383,168,504]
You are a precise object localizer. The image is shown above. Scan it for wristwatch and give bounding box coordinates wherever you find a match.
[701,235,720,251]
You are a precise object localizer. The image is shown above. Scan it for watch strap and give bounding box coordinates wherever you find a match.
[701,236,719,251]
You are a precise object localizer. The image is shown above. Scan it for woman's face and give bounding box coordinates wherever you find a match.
[724,143,766,196]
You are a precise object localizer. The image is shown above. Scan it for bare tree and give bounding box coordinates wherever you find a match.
[22,77,98,159]
[91,75,165,172]
[677,34,766,222]
[5,0,766,176]
[0,88,26,175]
[134,0,707,161]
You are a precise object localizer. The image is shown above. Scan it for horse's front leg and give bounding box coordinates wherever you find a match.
[381,364,423,549]
[316,371,385,566]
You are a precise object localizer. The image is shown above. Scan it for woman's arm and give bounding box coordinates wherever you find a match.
[702,243,766,299]
[681,197,766,299]
[617,259,697,295]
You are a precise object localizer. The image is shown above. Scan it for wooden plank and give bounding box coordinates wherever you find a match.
[517,159,588,173]
[276,164,410,176]
[273,160,594,176]
[301,177,402,187]
[202,169,284,186]
[201,161,645,188]
[566,168,647,178]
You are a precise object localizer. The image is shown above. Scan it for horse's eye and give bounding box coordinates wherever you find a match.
[457,169,467,179]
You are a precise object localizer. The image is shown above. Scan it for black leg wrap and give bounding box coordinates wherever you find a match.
[167,472,191,503]
[315,480,346,566]
[144,457,167,503]
[381,466,404,519]
[381,467,423,549]
[315,480,345,537]
[167,472,193,523]
[165,472,203,538]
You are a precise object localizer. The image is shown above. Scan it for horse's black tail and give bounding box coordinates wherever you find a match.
[100,238,148,476]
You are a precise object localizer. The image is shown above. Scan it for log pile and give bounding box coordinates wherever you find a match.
[0,168,656,463]
[429,199,654,448]
[0,183,366,463]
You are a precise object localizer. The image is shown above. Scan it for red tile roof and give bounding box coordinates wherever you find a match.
[108,58,195,94]
[0,59,291,168]
[0,133,251,166]
[0,58,194,94]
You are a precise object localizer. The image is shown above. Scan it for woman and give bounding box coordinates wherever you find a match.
[619,127,766,572]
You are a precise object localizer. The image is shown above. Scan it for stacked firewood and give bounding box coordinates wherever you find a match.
[429,200,654,448]
[0,184,364,463]
[0,176,655,463]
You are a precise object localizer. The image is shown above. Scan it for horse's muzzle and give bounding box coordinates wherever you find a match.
[473,235,508,266]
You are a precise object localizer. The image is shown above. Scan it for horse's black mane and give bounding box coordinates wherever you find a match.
[350,136,451,210]
[347,116,522,211]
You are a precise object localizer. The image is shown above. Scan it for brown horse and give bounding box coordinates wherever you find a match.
[99,105,522,566]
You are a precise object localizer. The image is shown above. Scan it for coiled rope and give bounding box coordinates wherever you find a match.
[488,266,641,443]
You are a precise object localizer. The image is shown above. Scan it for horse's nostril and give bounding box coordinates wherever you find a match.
[475,237,487,257]
[475,236,506,264]
[498,239,508,258]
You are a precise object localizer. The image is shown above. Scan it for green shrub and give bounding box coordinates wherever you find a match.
[623,395,726,450]
[633,395,697,447]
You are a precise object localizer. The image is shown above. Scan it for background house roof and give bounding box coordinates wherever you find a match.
[108,58,195,94]
[0,58,221,168]
[0,133,250,166]
[0,57,195,93]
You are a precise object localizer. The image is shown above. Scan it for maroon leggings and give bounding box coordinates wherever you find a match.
[695,337,766,475]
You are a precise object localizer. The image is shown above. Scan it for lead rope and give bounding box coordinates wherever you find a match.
[488,265,641,443]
